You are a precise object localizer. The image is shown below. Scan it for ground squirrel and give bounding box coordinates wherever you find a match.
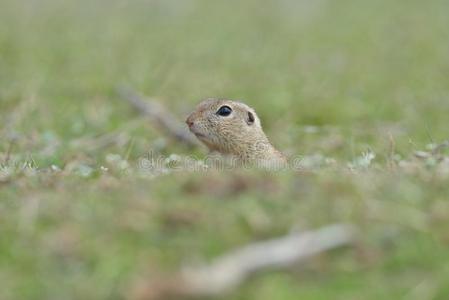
[186,98,287,167]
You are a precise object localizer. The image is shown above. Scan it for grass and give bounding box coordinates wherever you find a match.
[1,0,449,299]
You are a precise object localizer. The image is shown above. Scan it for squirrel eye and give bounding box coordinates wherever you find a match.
[216,105,232,117]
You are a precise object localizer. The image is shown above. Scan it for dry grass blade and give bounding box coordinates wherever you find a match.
[130,224,356,300]
[117,87,199,148]
[432,140,449,155]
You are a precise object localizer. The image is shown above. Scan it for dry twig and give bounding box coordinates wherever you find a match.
[131,223,356,300]
[117,87,199,148]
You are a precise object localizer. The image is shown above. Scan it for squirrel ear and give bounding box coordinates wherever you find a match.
[246,111,255,125]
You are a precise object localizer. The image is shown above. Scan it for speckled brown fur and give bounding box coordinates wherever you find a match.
[186,98,287,167]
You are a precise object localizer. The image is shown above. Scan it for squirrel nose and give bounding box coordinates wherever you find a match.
[186,117,194,128]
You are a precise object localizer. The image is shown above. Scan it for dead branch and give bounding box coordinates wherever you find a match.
[117,87,199,148]
[131,223,356,300]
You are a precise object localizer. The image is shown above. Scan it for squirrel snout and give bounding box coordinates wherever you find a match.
[185,116,194,128]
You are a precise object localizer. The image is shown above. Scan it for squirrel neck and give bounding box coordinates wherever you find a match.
[217,129,284,163]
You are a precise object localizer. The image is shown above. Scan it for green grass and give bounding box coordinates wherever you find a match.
[1,0,449,299]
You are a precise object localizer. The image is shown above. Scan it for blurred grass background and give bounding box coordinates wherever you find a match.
[1,0,449,299]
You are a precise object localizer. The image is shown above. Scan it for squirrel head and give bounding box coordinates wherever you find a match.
[186,98,268,155]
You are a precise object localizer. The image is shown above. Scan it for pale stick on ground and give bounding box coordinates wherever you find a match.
[131,223,356,300]
[117,87,199,148]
